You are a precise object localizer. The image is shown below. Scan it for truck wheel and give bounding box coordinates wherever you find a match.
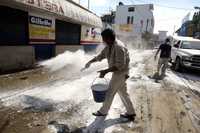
[174,58,182,72]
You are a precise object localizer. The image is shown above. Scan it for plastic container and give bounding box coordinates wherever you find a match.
[91,78,109,103]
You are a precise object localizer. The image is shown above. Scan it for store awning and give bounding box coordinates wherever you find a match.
[3,0,102,28]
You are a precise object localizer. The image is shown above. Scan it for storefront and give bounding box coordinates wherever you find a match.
[0,0,102,73]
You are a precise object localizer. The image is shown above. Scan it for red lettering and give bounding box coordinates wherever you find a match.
[47,1,52,11]
[37,0,41,7]
[27,0,64,15]
[59,6,64,14]
[43,0,50,11]
[52,4,58,12]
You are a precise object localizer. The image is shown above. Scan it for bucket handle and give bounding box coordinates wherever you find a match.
[91,77,109,86]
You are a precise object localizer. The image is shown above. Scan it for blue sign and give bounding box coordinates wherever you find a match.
[29,16,52,27]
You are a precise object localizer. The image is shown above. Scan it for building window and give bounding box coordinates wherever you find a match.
[131,16,134,24]
[149,4,154,10]
[128,7,135,12]
[141,20,144,26]
[146,19,149,31]
[151,19,154,27]
[127,16,130,24]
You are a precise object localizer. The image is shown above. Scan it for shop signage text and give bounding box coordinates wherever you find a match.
[26,0,64,15]
[30,16,52,27]
[29,14,55,44]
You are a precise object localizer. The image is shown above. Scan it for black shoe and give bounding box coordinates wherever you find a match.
[120,113,136,121]
[92,111,107,117]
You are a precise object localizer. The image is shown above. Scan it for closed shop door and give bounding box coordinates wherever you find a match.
[0,6,28,45]
[56,20,81,45]
[34,45,55,61]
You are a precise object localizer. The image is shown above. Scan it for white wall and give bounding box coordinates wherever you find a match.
[115,4,154,37]
[158,31,168,42]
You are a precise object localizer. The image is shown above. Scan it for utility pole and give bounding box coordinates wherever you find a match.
[173,25,176,36]
[88,0,90,10]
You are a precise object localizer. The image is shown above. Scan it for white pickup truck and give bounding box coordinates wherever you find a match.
[171,36,200,71]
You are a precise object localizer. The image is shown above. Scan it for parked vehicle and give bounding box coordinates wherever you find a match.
[171,36,200,71]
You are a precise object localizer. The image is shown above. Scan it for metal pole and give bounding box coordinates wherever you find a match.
[173,25,176,36]
[88,0,90,9]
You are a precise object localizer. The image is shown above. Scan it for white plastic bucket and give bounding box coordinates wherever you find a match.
[91,78,109,103]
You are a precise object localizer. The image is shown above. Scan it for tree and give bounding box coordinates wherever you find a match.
[192,11,200,34]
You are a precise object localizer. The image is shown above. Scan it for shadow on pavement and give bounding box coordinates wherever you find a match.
[171,69,200,82]
[170,69,200,97]
[48,121,70,133]
[22,95,56,112]
[72,116,130,133]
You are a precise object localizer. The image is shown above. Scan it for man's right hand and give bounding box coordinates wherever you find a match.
[154,56,157,61]
[85,58,97,69]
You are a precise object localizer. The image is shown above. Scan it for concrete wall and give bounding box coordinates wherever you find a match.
[0,46,35,72]
[0,45,83,73]
[55,45,83,55]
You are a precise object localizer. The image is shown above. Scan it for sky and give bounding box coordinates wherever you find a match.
[76,0,200,35]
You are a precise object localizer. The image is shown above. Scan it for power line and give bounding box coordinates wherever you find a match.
[133,0,194,11]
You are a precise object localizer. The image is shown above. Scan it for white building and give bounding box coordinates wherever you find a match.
[115,4,154,38]
[158,31,168,42]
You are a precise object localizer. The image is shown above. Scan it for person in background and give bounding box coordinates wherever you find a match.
[85,29,136,121]
[174,40,181,48]
[154,38,172,79]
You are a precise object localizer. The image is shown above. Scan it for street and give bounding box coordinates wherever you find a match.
[0,49,199,133]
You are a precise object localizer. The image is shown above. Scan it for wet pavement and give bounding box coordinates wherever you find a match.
[0,50,200,133]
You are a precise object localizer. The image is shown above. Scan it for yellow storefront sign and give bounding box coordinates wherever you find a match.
[29,25,55,39]
[119,24,132,32]
[29,14,55,44]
